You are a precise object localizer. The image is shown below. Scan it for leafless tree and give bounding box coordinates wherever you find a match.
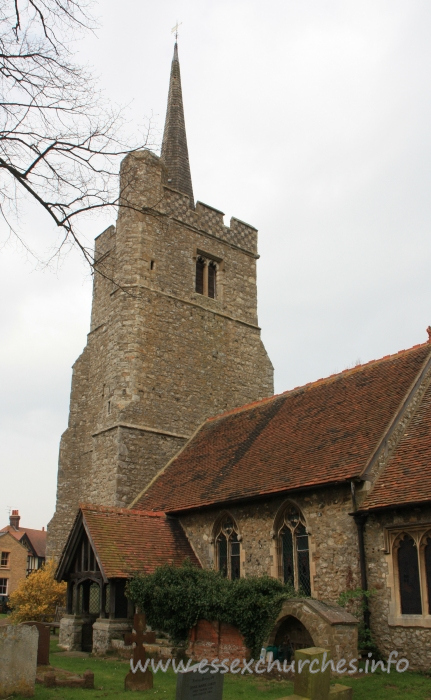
[0,0,152,265]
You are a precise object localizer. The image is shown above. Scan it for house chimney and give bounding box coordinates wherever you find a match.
[10,509,20,530]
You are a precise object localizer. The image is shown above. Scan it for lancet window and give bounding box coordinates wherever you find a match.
[397,535,422,614]
[276,504,311,595]
[215,515,241,580]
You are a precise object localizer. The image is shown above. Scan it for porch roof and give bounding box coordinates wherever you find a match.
[57,505,200,581]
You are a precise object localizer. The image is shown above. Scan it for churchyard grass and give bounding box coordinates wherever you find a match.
[9,638,431,700]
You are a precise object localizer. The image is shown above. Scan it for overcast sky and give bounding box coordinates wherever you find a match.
[2,0,431,530]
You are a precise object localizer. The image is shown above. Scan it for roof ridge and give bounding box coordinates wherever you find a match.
[206,342,431,424]
[80,503,166,518]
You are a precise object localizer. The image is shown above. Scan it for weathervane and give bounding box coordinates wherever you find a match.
[171,20,182,42]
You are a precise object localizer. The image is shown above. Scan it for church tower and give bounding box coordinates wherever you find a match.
[48,44,274,557]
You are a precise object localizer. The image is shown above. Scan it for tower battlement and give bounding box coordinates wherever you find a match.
[118,149,258,256]
[47,44,273,559]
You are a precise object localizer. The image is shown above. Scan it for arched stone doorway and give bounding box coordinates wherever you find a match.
[274,615,315,661]
[267,598,358,665]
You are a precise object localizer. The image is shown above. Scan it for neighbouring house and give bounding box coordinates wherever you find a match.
[1,510,47,594]
[51,41,431,670]
[0,530,28,605]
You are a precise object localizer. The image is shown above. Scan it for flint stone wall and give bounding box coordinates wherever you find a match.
[59,615,83,651]
[180,486,362,603]
[0,625,38,698]
[48,149,273,558]
[365,507,431,670]
[92,619,132,655]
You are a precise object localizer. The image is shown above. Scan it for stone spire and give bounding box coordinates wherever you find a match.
[161,43,194,206]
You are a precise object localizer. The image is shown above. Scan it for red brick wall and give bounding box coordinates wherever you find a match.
[187,619,250,662]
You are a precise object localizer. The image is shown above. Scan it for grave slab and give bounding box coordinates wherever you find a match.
[21,621,50,665]
[0,625,38,698]
[294,647,331,700]
[175,668,224,700]
[329,684,353,699]
[276,646,353,700]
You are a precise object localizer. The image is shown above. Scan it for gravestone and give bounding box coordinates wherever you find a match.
[175,668,224,700]
[277,647,353,700]
[0,625,38,698]
[124,613,154,691]
[41,669,94,688]
[21,621,50,665]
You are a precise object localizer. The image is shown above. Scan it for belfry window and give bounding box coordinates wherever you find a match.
[215,516,240,580]
[195,257,205,294]
[208,262,216,299]
[195,255,218,299]
[277,504,311,595]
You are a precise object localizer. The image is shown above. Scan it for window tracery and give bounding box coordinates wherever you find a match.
[214,515,240,580]
[276,504,311,595]
[386,526,431,623]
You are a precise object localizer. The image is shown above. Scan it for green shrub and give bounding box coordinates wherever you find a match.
[127,561,298,656]
[338,587,380,656]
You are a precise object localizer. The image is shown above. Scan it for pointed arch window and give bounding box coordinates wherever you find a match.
[397,534,422,615]
[215,516,240,580]
[385,526,431,624]
[277,504,311,595]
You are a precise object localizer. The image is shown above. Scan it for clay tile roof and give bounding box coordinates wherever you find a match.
[362,377,431,511]
[0,526,46,558]
[133,344,431,513]
[81,505,200,579]
[20,529,47,558]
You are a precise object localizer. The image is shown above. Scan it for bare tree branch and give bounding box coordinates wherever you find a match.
[0,0,157,270]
